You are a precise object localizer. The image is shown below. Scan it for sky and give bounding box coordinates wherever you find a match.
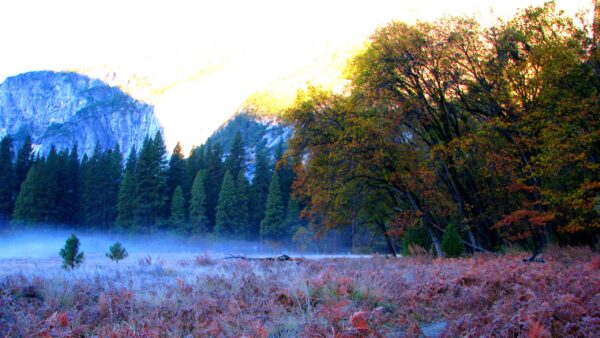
[0,0,594,151]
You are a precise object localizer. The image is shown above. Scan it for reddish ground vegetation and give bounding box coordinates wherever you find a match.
[0,249,598,337]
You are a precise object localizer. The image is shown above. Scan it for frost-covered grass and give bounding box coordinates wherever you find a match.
[1,249,599,337]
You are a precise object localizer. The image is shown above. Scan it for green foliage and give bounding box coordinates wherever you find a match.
[203,142,224,229]
[133,132,168,230]
[167,142,187,209]
[14,136,33,193]
[106,242,128,263]
[260,172,286,241]
[188,170,209,233]
[225,131,246,179]
[81,144,122,228]
[0,136,15,217]
[215,171,236,235]
[169,186,186,227]
[117,147,137,231]
[60,234,84,270]
[249,148,271,237]
[402,227,432,256]
[441,223,465,258]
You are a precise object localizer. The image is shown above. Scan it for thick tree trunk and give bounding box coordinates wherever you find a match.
[594,0,599,49]
[376,219,398,257]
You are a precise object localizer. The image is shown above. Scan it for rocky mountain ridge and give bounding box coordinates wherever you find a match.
[0,71,161,156]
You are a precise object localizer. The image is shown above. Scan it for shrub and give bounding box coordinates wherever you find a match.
[60,234,84,270]
[106,242,128,263]
[402,227,432,256]
[441,223,465,258]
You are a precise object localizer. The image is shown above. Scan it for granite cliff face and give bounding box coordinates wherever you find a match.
[0,71,161,156]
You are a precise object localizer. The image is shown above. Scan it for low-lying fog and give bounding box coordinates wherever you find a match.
[0,225,357,260]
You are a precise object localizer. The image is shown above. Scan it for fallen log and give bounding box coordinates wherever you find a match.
[223,254,303,262]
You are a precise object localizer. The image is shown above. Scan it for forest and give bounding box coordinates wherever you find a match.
[285,2,600,256]
[0,3,599,257]
[0,130,317,248]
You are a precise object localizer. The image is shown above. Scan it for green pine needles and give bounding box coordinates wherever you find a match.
[106,242,128,263]
[60,234,84,270]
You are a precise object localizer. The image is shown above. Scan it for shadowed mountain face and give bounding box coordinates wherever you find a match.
[0,71,161,156]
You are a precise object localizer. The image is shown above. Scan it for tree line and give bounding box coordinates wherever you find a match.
[285,2,600,255]
[0,131,304,245]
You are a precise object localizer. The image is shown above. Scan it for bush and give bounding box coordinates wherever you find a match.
[60,234,84,269]
[106,242,128,263]
[441,223,465,258]
[402,227,432,256]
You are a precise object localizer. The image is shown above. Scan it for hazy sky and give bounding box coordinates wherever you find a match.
[0,0,593,151]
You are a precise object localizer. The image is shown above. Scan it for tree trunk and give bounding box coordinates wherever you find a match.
[376,219,398,257]
[594,0,599,50]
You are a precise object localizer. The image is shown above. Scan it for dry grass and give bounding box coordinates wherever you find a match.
[0,250,598,337]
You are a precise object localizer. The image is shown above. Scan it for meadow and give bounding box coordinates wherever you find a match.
[1,245,598,337]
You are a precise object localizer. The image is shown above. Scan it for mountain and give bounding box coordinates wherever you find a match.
[0,71,161,156]
[206,112,292,176]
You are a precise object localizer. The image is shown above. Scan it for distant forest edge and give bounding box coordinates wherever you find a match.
[1,2,599,256]
[0,127,372,253]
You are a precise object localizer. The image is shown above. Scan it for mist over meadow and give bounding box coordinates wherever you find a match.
[0,224,296,259]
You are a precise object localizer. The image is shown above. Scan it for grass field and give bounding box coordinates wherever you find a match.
[1,245,598,337]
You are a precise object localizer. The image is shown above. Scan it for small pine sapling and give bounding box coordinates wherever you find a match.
[106,242,128,263]
[60,234,84,270]
[441,223,465,258]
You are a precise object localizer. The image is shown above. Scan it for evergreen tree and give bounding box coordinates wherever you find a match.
[274,142,295,214]
[169,186,186,228]
[81,144,122,228]
[249,148,271,237]
[117,147,137,231]
[167,142,187,209]
[63,146,81,225]
[225,131,246,180]
[60,234,84,270]
[0,136,14,218]
[188,170,209,233]
[185,145,205,199]
[106,242,128,263]
[441,223,465,258]
[234,171,250,238]
[133,132,168,230]
[282,197,302,238]
[14,136,33,193]
[215,171,236,235]
[204,142,224,229]
[43,146,61,223]
[13,161,45,222]
[260,172,286,241]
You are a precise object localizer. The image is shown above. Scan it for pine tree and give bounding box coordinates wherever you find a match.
[441,223,465,258]
[260,172,286,241]
[13,161,45,222]
[215,171,236,235]
[63,146,81,225]
[282,197,302,238]
[274,143,295,214]
[188,170,209,233]
[204,142,224,229]
[0,135,15,218]
[14,136,33,193]
[117,147,137,231]
[106,242,128,263]
[81,144,121,228]
[133,133,168,230]
[169,186,186,228]
[225,131,246,180]
[249,148,271,237]
[60,234,84,270]
[234,171,250,238]
[167,142,187,211]
[43,146,61,223]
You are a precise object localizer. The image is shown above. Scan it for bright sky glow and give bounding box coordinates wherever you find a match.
[0,0,593,152]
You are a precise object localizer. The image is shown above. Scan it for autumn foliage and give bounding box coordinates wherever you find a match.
[285,2,600,253]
